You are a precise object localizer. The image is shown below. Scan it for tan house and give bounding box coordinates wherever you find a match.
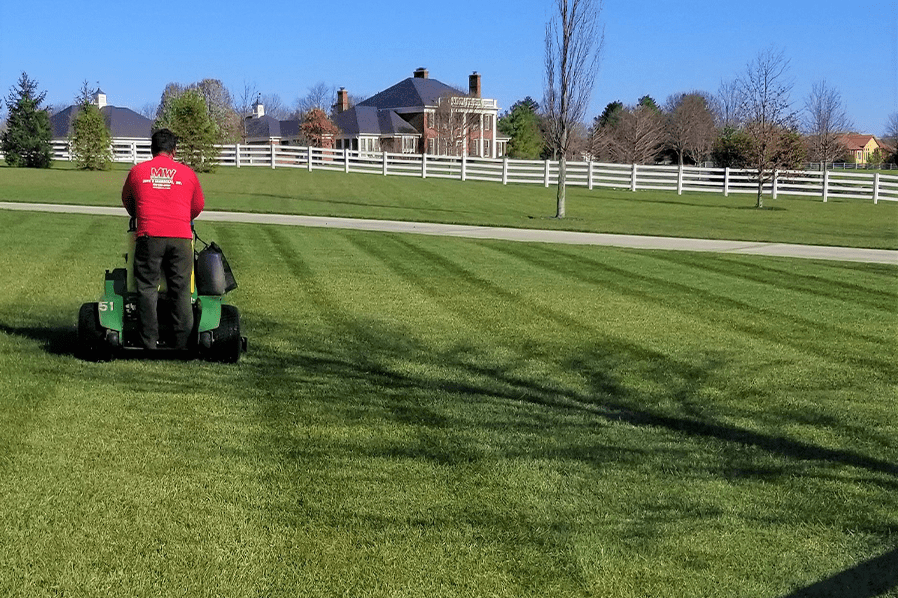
[838,134,892,164]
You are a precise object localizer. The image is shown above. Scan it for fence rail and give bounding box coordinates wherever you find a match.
[19,139,898,204]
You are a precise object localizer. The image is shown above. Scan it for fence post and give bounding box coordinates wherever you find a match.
[422,153,427,179]
[588,160,594,190]
[308,146,313,172]
[132,141,138,165]
[235,144,241,168]
[544,160,550,187]
[772,170,779,199]
[677,164,684,195]
[271,144,276,169]
[502,156,509,185]
[822,169,828,202]
[630,164,637,192]
[462,155,467,181]
[724,167,730,197]
[383,151,388,176]
[874,173,880,204]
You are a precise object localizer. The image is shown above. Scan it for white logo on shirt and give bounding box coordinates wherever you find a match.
[146,167,181,189]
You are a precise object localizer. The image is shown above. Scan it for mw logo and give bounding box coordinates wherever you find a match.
[151,168,177,181]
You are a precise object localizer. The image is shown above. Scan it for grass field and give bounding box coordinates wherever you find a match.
[0,207,896,597]
[1,161,896,249]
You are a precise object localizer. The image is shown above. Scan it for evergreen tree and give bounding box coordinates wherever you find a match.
[597,101,623,128]
[155,89,220,172]
[498,97,544,159]
[637,95,660,112]
[70,82,113,170]
[711,126,753,168]
[1,72,52,168]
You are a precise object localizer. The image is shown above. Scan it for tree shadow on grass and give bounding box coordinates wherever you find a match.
[0,322,77,357]
[780,547,898,598]
[4,304,896,593]
[242,312,898,484]
[240,315,898,592]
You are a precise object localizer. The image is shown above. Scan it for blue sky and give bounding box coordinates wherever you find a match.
[1,0,895,135]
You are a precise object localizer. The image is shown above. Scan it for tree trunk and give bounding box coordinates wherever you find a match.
[755,170,764,209]
[556,155,567,218]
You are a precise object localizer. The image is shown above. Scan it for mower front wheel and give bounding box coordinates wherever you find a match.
[78,303,113,362]
[207,304,243,363]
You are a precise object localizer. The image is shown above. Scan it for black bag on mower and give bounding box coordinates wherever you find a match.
[195,239,237,296]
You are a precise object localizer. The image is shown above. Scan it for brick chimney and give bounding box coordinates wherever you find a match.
[336,87,349,113]
[468,72,481,98]
[414,67,429,79]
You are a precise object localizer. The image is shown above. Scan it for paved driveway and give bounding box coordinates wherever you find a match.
[2,201,896,265]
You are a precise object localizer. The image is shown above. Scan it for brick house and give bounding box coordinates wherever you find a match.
[332,68,506,157]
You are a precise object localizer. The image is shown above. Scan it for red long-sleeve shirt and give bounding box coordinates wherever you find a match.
[122,154,205,239]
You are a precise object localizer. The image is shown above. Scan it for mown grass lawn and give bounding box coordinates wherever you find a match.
[1,161,896,249]
[0,210,895,597]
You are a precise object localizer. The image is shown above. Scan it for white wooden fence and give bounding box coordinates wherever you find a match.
[38,139,898,204]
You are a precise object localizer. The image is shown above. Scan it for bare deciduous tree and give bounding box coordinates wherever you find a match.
[543,0,604,218]
[234,81,259,144]
[194,79,240,143]
[296,82,335,117]
[429,93,484,156]
[261,93,291,120]
[666,92,717,166]
[737,47,798,208]
[887,113,898,139]
[138,102,158,119]
[608,103,665,165]
[803,80,853,165]
[715,78,744,129]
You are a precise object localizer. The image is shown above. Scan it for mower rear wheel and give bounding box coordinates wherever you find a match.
[78,302,112,362]
[209,304,243,363]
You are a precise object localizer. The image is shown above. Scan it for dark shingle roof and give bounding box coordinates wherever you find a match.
[245,115,280,139]
[358,77,461,110]
[49,105,153,139]
[333,106,419,136]
[245,116,301,140]
[101,106,153,138]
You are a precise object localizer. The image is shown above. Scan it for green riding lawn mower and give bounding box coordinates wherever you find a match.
[77,222,247,362]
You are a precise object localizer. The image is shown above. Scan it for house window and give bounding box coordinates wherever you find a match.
[402,137,416,153]
[483,139,491,157]
[483,115,492,131]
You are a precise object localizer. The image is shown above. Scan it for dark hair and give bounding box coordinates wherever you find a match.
[151,129,178,156]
